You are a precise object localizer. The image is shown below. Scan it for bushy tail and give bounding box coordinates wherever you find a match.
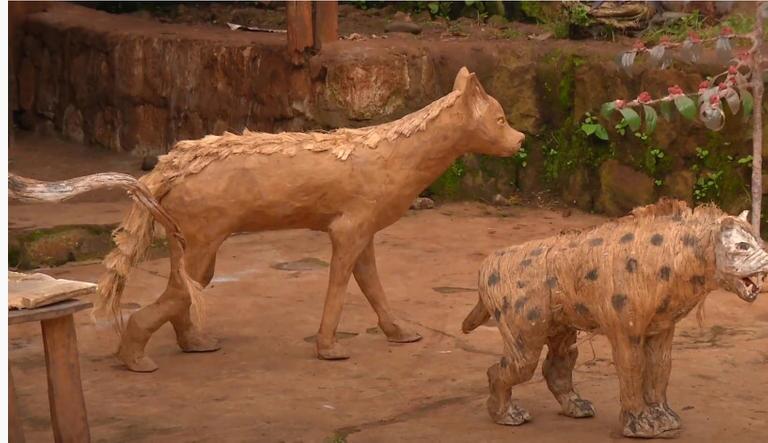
[462,296,491,334]
[92,175,204,329]
[94,202,155,325]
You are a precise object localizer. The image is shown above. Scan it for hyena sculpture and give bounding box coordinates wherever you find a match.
[463,199,768,438]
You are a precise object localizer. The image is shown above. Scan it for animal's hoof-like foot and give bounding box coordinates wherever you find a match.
[382,323,422,344]
[561,397,596,418]
[491,403,531,426]
[316,342,351,360]
[622,405,682,438]
[178,334,222,353]
[118,353,158,373]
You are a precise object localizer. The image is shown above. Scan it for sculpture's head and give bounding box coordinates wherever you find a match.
[715,211,768,302]
[453,67,525,157]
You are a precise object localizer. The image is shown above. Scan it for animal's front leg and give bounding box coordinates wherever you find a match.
[643,327,681,433]
[316,219,371,360]
[353,239,422,344]
[609,333,677,438]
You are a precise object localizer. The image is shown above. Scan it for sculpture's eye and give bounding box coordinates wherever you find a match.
[737,242,752,251]
[497,116,505,125]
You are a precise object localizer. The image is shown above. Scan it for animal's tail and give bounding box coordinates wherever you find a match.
[462,296,490,333]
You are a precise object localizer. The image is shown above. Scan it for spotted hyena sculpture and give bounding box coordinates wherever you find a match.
[462,199,768,438]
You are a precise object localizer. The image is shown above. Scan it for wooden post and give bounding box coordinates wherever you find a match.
[9,370,26,443]
[313,1,338,50]
[41,315,90,443]
[750,2,765,235]
[286,1,314,64]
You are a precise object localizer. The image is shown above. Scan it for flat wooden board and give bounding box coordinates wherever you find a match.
[8,272,96,310]
[9,299,93,325]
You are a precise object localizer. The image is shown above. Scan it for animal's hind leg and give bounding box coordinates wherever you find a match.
[542,328,595,418]
[171,239,224,353]
[486,338,545,426]
[353,239,421,344]
[117,246,190,372]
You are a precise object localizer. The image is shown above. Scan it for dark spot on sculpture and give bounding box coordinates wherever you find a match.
[502,297,510,313]
[568,241,578,248]
[626,258,638,273]
[495,250,506,257]
[682,234,697,247]
[514,296,528,314]
[585,269,598,281]
[517,280,526,289]
[651,234,664,246]
[494,308,501,321]
[530,247,543,257]
[527,307,542,322]
[629,336,641,346]
[574,303,590,316]
[620,233,635,244]
[659,266,671,281]
[520,259,532,268]
[546,276,558,289]
[589,238,604,247]
[612,293,628,312]
[500,356,510,368]
[691,275,705,286]
[672,213,683,222]
[656,295,671,313]
[488,271,500,286]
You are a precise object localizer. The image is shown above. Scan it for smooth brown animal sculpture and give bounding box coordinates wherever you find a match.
[97,67,525,372]
[462,199,768,438]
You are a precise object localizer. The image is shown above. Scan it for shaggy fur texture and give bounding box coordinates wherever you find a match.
[464,199,767,438]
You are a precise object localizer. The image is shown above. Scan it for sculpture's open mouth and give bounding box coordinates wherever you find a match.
[738,273,764,302]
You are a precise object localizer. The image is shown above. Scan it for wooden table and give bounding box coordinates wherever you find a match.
[9,299,93,443]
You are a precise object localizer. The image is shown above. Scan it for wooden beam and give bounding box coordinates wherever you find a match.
[286,1,314,64]
[313,1,338,50]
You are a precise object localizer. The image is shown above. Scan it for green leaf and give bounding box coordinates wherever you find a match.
[674,96,696,121]
[428,2,439,14]
[643,105,658,135]
[601,102,617,119]
[741,89,754,121]
[594,125,609,141]
[581,123,599,135]
[619,107,642,132]
[660,101,673,122]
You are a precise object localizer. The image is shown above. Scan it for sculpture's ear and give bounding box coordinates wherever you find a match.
[739,210,749,222]
[453,67,472,91]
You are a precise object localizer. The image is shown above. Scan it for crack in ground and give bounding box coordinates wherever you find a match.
[397,314,500,357]
[334,393,481,438]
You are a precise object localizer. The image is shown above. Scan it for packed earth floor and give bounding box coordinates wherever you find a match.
[8,134,768,442]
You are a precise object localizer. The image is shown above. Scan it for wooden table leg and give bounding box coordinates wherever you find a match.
[9,368,26,443]
[41,315,90,443]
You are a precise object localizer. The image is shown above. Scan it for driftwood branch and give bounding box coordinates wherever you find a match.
[8,172,188,249]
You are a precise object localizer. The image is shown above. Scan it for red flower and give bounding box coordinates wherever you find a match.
[728,65,738,75]
[718,82,728,90]
[688,32,702,43]
[721,26,734,37]
[637,91,652,103]
[615,99,626,109]
[698,80,710,91]
[709,94,721,106]
[632,40,646,51]
[659,36,671,46]
[667,85,684,96]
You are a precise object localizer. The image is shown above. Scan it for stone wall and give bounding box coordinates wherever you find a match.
[14,4,767,218]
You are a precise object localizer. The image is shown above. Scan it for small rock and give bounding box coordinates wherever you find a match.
[385,21,422,35]
[487,14,508,27]
[492,194,512,206]
[141,155,158,171]
[410,197,435,210]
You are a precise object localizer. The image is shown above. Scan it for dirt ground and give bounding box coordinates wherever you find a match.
[8,135,768,442]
